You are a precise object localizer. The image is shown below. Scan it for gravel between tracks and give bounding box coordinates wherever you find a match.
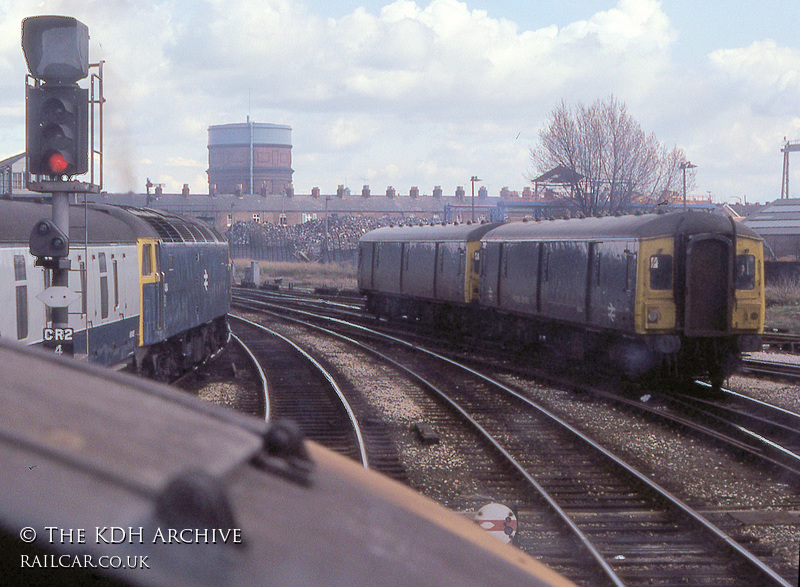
[494,368,800,576]
[189,328,800,579]
[262,320,483,507]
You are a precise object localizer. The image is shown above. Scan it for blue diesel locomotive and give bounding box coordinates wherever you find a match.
[0,199,230,379]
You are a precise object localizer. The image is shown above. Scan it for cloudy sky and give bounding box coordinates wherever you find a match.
[1,0,799,203]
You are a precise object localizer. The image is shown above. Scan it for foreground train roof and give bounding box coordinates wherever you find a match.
[0,339,570,586]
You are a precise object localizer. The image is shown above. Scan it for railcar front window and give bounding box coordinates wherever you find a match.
[649,254,672,290]
[735,254,756,290]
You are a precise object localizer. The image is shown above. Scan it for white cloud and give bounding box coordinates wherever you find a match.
[710,40,800,117]
[0,0,797,201]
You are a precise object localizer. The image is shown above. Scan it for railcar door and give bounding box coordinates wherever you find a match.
[684,236,731,335]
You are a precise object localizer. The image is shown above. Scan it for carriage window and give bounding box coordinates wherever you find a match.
[735,254,756,290]
[16,285,28,340]
[13,255,26,281]
[44,269,52,322]
[649,254,673,290]
[98,252,107,273]
[80,261,87,315]
[113,260,119,309]
[100,276,109,319]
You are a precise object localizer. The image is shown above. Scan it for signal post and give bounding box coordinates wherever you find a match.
[22,16,101,356]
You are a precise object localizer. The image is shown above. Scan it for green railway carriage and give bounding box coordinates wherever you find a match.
[359,211,764,387]
[358,223,498,321]
[478,211,763,384]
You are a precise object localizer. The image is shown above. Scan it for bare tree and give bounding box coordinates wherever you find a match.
[531,96,689,214]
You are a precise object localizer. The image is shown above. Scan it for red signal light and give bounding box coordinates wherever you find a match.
[46,151,69,174]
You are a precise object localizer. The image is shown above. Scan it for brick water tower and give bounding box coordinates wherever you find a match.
[207,119,293,195]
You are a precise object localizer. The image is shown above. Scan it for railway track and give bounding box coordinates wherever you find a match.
[742,357,800,380]
[670,383,800,476]
[232,291,794,585]
[228,313,407,482]
[229,315,368,466]
[761,331,800,354]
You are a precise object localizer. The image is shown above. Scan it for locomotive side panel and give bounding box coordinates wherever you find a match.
[74,244,140,365]
[0,246,46,345]
[1,243,140,366]
[539,241,589,323]
[159,242,230,341]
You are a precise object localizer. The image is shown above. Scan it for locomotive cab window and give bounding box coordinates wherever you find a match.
[649,254,673,290]
[735,254,756,290]
[142,244,153,276]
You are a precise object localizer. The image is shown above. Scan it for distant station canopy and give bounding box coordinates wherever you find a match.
[532,165,584,185]
[207,120,293,197]
[531,165,584,198]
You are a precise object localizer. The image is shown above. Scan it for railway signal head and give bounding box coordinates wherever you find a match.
[22,15,90,178]
[22,16,89,84]
[26,83,89,177]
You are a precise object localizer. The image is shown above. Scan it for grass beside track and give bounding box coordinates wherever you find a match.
[765,281,800,333]
[233,259,358,291]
